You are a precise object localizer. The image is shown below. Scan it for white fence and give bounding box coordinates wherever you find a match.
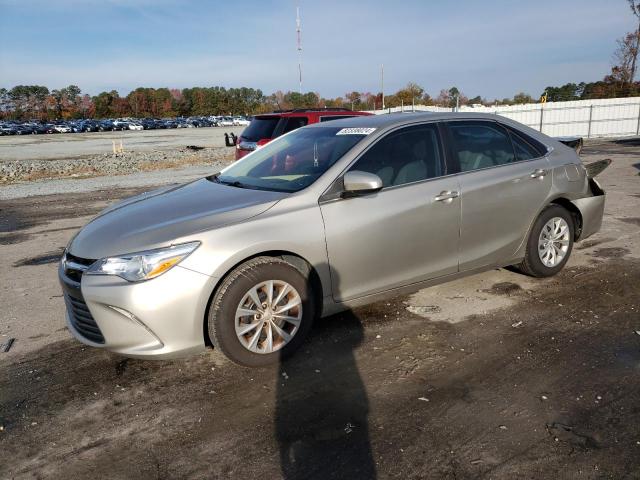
[369,97,640,138]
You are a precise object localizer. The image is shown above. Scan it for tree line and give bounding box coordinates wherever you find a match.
[3,73,639,122]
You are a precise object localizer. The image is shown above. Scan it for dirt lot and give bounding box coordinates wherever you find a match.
[0,140,639,479]
[0,127,242,184]
[0,126,243,161]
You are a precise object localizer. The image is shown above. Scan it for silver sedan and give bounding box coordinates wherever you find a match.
[59,113,605,366]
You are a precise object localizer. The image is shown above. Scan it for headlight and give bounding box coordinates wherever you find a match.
[86,241,200,282]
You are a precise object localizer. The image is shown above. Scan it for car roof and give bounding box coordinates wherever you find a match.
[304,112,552,141]
[256,109,369,118]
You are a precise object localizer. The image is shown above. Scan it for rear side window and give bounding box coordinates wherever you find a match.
[510,132,541,161]
[242,117,280,141]
[351,123,443,187]
[505,127,546,160]
[281,117,308,134]
[448,121,515,172]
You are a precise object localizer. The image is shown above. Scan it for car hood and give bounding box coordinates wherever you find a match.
[69,178,288,259]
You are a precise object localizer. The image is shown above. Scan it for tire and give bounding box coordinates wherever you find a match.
[517,205,574,277]
[207,256,315,367]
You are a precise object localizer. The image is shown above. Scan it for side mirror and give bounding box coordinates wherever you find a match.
[342,171,383,196]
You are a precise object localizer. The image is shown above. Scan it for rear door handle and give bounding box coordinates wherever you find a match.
[434,190,460,203]
[530,168,548,179]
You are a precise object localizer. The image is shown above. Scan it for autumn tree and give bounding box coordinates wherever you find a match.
[512,92,535,104]
[627,1,640,82]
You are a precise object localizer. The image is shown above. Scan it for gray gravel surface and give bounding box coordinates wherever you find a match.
[0,126,242,185]
[0,164,223,200]
[0,126,243,161]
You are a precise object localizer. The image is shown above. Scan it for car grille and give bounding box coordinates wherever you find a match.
[61,253,104,344]
[65,294,105,344]
[64,253,95,282]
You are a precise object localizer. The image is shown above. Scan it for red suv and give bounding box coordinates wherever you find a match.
[232,108,372,160]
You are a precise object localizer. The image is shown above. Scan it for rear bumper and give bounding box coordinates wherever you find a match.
[572,178,605,241]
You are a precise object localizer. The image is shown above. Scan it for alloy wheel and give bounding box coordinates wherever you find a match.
[234,280,302,354]
[538,217,570,267]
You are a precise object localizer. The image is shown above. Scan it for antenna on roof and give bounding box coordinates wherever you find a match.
[296,4,302,94]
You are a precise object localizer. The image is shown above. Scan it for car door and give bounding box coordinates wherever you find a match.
[320,123,460,302]
[444,120,552,271]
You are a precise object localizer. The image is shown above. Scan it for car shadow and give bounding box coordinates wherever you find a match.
[275,265,376,480]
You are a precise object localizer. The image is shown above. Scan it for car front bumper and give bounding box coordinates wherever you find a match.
[59,262,216,359]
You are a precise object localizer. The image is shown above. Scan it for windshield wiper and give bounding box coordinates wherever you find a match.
[208,173,251,189]
[220,180,246,188]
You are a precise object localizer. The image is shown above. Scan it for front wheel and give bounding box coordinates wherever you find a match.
[517,205,574,277]
[207,256,315,367]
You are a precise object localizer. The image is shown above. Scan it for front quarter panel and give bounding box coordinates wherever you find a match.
[178,198,331,299]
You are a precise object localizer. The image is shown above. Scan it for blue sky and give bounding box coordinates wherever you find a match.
[0,0,637,100]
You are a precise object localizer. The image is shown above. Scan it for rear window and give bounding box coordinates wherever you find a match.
[241,116,280,141]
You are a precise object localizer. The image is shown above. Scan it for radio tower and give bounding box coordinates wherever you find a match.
[296,4,302,94]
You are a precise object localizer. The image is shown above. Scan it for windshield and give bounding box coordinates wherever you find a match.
[215,126,369,193]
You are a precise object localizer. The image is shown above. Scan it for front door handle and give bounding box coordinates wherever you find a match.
[434,190,460,203]
[531,168,548,179]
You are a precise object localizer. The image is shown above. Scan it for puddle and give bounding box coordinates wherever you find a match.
[484,282,522,295]
[0,232,30,245]
[616,217,640,227]
[591,247,630,259]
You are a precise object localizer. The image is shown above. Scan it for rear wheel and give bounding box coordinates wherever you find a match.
[517,205,574,277]
[208,256,314,367]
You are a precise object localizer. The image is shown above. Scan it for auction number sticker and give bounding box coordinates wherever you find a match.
[336,127,376,135]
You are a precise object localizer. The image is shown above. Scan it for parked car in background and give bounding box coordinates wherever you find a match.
[218,116,234,127]
[128,122,144,131]
[233,116,251,126]
[0,124,17,135]
[15,124,35,135]
[53,124,72,133]
[57,113,607,367]
[233,108,372,160]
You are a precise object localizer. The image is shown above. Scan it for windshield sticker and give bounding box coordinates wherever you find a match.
[336,127,376,135]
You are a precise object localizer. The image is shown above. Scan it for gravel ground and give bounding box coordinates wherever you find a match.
[0,165,220,200]
[0,139,639,479]
[0,127,242,184]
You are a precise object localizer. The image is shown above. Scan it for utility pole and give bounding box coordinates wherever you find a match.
[296,5,303,94]
[381,64,385,110]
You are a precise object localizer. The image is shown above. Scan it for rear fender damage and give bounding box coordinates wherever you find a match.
[572,177,605,241]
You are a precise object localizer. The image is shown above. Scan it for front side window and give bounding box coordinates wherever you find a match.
[448,121,515,172]
[213,127,368,192]
[350,124,443,187]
